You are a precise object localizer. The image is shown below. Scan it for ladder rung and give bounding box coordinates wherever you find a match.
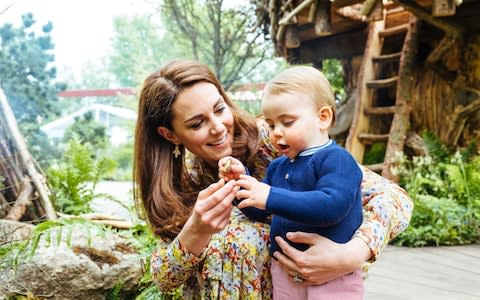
[358,133,389,143]
[366,76,398,88]
[365,163,384,173]
[372,52,401,63]
[379,24,409,38]
[364,106,396,115]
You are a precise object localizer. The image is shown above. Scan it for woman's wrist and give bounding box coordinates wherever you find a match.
[177,217,212,257]
[344,237,373,269]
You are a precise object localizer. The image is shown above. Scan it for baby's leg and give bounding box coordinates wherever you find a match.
[307,269,364,300]
[271,259,307,300]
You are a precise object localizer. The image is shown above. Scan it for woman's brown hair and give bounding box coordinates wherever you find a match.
[133,60,261,239]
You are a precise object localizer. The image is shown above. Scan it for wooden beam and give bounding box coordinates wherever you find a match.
[295,29,367,62]
[364,105,397,115]
[393,0,463,37]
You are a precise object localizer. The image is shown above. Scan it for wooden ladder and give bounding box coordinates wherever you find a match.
[346,2,417,181]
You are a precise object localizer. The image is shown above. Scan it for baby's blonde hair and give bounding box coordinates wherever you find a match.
[264,66,336,126]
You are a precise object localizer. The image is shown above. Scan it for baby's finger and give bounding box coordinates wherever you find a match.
[235,189,250,200]
[237,198,254,209]
[235,178,254,191]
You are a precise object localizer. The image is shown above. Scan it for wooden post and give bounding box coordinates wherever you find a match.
[315,0,332,36]
[285,25,301,48]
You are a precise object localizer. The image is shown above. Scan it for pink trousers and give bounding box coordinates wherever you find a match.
[271,259,364,300]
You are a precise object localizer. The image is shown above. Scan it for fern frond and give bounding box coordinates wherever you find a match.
[106,281,124,300]
[460,139,478,162]
[56,228,62,248]
[422,131,451,162]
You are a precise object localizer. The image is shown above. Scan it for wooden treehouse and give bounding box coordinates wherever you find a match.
[256,0,480,181]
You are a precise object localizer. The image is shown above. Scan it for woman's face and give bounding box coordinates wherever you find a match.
[167,82,234,165]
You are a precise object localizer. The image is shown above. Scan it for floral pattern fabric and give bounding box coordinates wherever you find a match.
[150,119,413,299]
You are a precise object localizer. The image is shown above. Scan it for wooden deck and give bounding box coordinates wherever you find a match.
[365,244,480,299]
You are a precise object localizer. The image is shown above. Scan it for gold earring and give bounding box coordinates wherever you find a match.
[173,144,181,159]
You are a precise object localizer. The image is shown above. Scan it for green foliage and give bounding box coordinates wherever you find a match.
[392,133,480,246]
[322,59,345,101]
[422,130,451,162]
[161,0,270,89]
[0,13,66,165]
[63,111,109,152]
[117,223,183,299]
[109,1,278,89]
[47,139,116,214]
[106,281,124,300]
[109,15,170,88]
[233,100,262,117]
[1,219,111,269]
[363,142,386,165]
[106,142,134,181]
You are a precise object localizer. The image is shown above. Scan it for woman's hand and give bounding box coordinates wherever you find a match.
[273,232,372,285]
[178,179,239,256]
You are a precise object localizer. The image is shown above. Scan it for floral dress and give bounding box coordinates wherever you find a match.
[150,120,413,299]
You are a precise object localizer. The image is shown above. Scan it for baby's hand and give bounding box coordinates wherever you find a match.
[235,175,270,210]
[219,156,245,181]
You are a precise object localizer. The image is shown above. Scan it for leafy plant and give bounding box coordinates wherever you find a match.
[363,142,386,165]
[0,218,110,270]
[322,59,345,101]
[63,111,109,152]
[117,223,184,299]
[47,139,116,214]
[392,133,480,246]
[106,281,124,300]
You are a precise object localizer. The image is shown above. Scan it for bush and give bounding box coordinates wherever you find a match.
[392,134,480,246]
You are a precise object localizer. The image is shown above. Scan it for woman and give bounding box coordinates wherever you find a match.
[133,60,413,299]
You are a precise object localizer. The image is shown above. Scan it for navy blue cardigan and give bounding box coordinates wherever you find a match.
[241,141,363,255]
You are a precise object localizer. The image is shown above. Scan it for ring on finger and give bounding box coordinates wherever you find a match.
[293,272,303,284]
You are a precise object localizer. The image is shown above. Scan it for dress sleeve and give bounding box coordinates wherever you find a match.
[354,166,414,259]
[150,235,207,292]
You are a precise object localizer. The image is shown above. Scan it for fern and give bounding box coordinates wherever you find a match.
[392,136,480,246]
[106,281,123,300]
[3,219,112,268]
[47,139,116,214]
[422,130,451,162]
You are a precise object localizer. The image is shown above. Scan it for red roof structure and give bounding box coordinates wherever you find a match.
[58,88,136,98]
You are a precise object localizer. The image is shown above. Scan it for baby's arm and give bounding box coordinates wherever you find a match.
[218,156,245,181]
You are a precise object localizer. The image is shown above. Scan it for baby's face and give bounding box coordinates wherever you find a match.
[262,91,332,159]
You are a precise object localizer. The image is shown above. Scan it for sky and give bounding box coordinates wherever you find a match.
[0,0,150,79]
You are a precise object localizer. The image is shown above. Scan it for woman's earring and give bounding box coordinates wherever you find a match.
[173,144,181,159]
